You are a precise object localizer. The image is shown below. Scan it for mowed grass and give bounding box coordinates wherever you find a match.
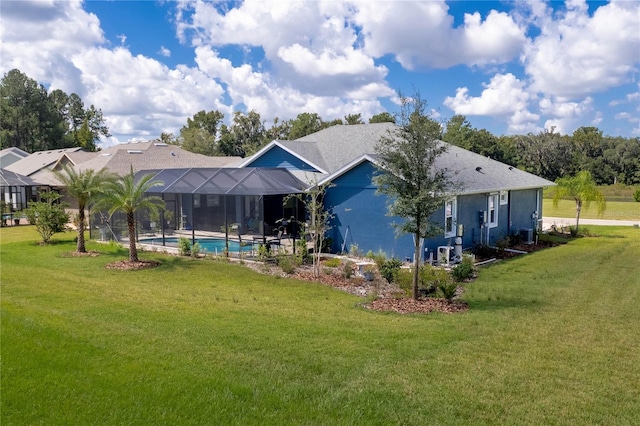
[2,226,640,425]
[543,198,640,221]
[544,185,640,221]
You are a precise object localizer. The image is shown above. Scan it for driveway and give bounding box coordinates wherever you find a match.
[543,216,640,230]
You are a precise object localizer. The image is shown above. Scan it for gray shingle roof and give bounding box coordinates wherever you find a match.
[273,123,554,193]
[74,141,242,176]
[4,147,84,176]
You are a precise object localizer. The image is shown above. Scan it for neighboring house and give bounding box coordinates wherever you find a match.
[64,140,242,176]
[241,123,554,261]
[0,168,44,224]
[4,147,84,185]
[0,147,29,168]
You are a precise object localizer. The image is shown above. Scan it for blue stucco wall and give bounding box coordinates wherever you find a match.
[244,146,318,172]
[320,160,544,260]
[509,189,540,234]
[325,162,415,260]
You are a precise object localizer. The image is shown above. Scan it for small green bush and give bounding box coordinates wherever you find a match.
[379,258,402,283]
[277,255,297,274]
[452,256,475,282]
[323,257,341,268]
[178,237,191,256]
[634,187,640,202]
[256,244,270,261]
[190,242,202,258]
[366,250,387,269]
[438,281,458,301]
[342,260,354,279]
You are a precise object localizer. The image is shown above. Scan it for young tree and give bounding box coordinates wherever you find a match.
[54,166,115,253]
[100,168,164,262]
[553,170,606,235]
[24,192,70,244]
[374,93,456,300]
[288,177,333,278]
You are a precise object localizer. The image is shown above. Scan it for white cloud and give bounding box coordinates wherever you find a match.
[0,0,104,95]
[522,0,640,99]
[72,46,228,142]
[354,1,526,69]
[159,46,171,57]
[444,73,533,115]
[539,96,595,134]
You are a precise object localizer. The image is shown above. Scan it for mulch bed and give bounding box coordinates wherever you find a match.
[105,260,161,270]
[365,297,468,314]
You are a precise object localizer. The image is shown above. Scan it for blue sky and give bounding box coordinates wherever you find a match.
[1,0,638,146]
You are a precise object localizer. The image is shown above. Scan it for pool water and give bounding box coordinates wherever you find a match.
[139,237,253,253]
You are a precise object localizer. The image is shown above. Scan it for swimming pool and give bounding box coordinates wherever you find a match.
[139,237,254,253]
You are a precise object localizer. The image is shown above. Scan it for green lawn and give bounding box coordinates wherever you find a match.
[2,226,640,425]
[543,198,640,221]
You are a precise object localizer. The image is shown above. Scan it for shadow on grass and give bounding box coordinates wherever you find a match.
[466,297,544,312]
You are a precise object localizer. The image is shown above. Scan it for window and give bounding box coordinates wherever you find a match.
[488,193,498,227]
[444,198,457,237]
[500,190,508,205]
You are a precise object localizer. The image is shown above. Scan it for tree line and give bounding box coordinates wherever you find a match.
[1,69,110,152]
[3,68,638,185]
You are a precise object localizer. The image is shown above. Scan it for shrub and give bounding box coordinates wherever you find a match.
[277,255,297,274]
[438,281,458,301]
[342,260,354,279]
[190,242,202,258]
[634,187,640,202]
[366,249,388,269]
[451,255,475,282]
[379,258,402,283]
[178,237,191,256]
[256,244,270,261]
[349,243,363,257]
[23,192,70,244]
[323,257,341,268]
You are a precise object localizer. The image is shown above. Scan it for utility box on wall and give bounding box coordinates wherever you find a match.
[520,228,534,244]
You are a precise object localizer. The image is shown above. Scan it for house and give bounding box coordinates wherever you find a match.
[3,147,84,185]
[241,123,554,261]
[0,147,29,168]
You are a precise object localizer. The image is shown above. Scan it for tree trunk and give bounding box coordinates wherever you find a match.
[412,231,420,300]
[76,207,86,253]
[127,211,138,262]
[575,199,582,235]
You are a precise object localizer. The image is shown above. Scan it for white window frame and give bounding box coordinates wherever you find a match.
[499,190,508,205]
[444,197,457,238]
[488,193,498,228]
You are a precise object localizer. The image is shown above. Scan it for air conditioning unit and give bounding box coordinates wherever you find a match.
[437,246,452,265]
[520,228,534,244]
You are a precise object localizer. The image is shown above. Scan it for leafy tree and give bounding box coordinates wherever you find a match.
[54,166,115,253]
[218,110,266,157]
[179,110,224,156]
[515,128,576,181]
[100,168,165,262]
[1,69,109,152]
[24,192,70,244]
[369,112,395,124]
[159,132,177,145]
[374,93,456,300]
[264,117,291,142]
[344,113,364,125]
[553,170,606,235]
[0,69,62,151]
[287,113,325,140]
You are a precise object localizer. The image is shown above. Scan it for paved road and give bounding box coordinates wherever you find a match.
[543,216,640,230]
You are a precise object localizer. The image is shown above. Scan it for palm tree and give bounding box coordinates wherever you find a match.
[54,166,115,253]
[101,168,164,262]
[553,170,606,235]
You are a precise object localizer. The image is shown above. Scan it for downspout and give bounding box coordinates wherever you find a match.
[507,190,512,235]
